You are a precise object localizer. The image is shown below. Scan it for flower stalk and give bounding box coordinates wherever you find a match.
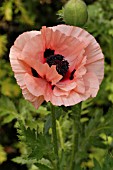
[70,104,81,170]
[51,103,59,170]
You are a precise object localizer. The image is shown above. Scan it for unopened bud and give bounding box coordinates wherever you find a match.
[63,0,88,27]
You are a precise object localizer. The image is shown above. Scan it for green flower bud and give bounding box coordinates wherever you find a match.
[63,0,88,27]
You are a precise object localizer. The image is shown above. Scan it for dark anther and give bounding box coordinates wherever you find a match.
[46,54,64,67]
[44,48,69,77]
[70,69,76,80]
[46,54,69,76]
[44,48,55,58]
[56,60,69,76]
[31,67,38,77]
[52,85,55,90]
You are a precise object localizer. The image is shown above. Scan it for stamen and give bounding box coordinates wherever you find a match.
[44,48,54,58]
[46,54,69,76]
[46,54,64,67]
[56,60,69,77]
[31,67,38,77]
[70,69,76,80]
[44,49,69,77]
[52,85,55,90]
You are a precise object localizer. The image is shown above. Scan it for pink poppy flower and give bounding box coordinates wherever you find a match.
[9,25,104,108]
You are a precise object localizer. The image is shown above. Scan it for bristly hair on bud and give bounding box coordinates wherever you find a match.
[57,8,64,20]
[61,0,88,27]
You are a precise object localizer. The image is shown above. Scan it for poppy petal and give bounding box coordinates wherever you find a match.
[25,73,47,97]
[14,31,40,51]
[22,86,44,109]
[32,96,44,109]
[36,62,63,84]
[56,79,76,91]
[53,86,69,97]
[19,34,45,65]
[74,78,85,94]
[83,72,99,97]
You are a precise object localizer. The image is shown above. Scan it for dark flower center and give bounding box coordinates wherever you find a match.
[44,49,69,77]
[31,49,76,80]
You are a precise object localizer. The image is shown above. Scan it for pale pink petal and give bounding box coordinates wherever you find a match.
[33,62,48,78]
[83,72,99,97]
[66,90,90,105]
[85,39,104,61]
[41,27,67,50]
[52,25,103,62]
[10,47,30,73]
[15,73,26,87]
[61,92,82,106]
[32,96,44,109]
[22,87,44,109]
[24,73,47,97]
[36,62,62,85]
[53,86,69,97]
[74,78,85,94]
[69,50,86,72]
[51,25,91,47]
[56,79,76,91]
[44,83,53,102]
[19,34,45,65]
[14,31,40,51]
[51,90,88,106]
[41,27,54,49]
[51,30,85,60]
[51,95,64,106]
[9,46,31,88]
[22,88,37,102]
[86,59,104,84]
[46,65,63,85]
[9,31,40,90]
[84,36,104,83]
[41,26,85,65]
[75,66,87,78]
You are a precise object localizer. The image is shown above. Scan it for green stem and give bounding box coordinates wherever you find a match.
[70,120,78,170]
[57,120,64,150]
[70,104,81,170]
[51,103,59,170]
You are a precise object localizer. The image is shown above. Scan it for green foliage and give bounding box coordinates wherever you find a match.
[0,35,7,58]
[0,0,13,21]
[0,59,21,97]
[14,120,55,170]
[0,0,34,25]
[0,96,49,131]
[35,163,53,170]
[0,96,18,125]
[92,153,113,170]
[14,0,35,26]
[0,97,113,169]
[0,145,7,164]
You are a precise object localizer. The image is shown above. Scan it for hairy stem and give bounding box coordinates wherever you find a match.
[51,104,59,170]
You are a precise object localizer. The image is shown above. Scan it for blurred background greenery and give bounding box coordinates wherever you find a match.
[0,0,113,170]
